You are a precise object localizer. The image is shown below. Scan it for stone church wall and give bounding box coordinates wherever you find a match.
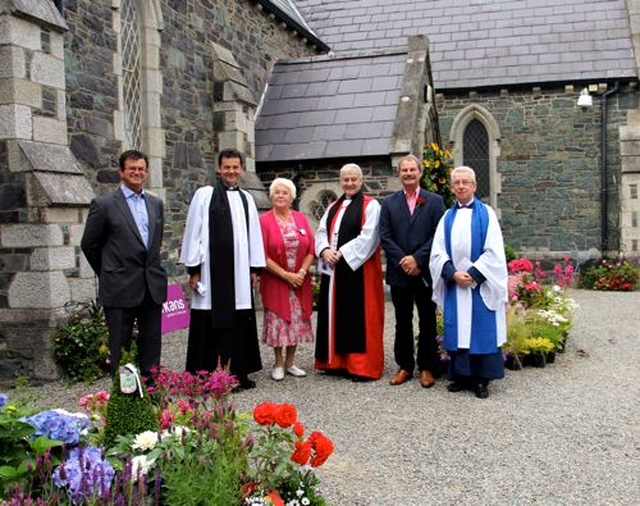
[62,0,319,275]
[437,86,634,259]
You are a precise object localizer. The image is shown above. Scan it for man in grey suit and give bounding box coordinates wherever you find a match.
[380,154,445,388]
[81,150,168,379]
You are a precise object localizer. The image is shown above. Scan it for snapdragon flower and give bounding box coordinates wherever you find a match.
[53,446,114,504]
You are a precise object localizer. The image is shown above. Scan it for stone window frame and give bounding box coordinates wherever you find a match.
[298,181,342,229]
[449,104,502,216]
[111,0,165,196]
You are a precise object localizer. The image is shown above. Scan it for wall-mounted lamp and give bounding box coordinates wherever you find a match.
[577,88,593,108]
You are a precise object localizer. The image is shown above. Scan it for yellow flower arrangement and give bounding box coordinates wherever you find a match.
[422,142,455,206]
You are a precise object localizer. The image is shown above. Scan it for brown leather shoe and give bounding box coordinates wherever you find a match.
[418,370,436,388]
[389,369,412,386]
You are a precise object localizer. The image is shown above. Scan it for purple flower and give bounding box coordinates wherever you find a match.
[20,409,90,446]
[0,393,8,409]
[53,446,114,504]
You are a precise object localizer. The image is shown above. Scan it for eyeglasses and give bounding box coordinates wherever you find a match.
[124,167,148,173]
[452,180,474,187]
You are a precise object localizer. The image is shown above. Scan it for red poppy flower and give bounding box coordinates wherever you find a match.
[293,421,305,438]
[253,402,278,425]
[275,403,297,428]
[290,440,312,466]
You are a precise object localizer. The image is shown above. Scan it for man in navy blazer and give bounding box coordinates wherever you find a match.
[81,150,168,379]
[379,154,445,388]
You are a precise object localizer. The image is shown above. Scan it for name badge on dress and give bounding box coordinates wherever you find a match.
[299,228,306,235]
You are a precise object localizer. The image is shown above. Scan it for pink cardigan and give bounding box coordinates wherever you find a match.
[259,210,315,322]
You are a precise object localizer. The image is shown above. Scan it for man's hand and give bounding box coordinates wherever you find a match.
[399,255,421,276]
[188,272,201,290]
[322,248,342,266]
[452,270,475,288]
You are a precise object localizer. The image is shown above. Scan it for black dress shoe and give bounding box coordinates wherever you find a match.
[235,377,256,391]
[447,381,467,393]
[474,383,489,399]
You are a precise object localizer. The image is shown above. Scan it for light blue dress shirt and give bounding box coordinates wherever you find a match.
[121,185,149,248]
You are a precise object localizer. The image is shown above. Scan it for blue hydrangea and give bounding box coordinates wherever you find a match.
[20,409,90,446]
[53,446,114,504]
[0,393,8,409]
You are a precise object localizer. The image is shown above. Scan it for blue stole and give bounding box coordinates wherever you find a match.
[443,201,499,353]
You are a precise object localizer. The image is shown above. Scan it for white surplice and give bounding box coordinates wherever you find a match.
[179,186,265,310]
[429,204,508,349]
[315,198,381,359]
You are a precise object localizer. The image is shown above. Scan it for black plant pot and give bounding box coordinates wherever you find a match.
[504,354,524,370]
[528,351,546,368]
[546,351,556,364]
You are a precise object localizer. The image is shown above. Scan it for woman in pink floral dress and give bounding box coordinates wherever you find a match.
[259,178,315,381]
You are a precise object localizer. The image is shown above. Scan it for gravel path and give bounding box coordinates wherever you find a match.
[18,289,640,505]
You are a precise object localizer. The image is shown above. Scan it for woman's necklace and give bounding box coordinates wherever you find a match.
[274,210,291,224]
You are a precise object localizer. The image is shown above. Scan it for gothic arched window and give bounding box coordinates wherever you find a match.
[449,104,502,212]
[121,0,142,150]
[463,119,490,200]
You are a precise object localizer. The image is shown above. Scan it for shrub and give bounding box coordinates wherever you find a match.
[52,301,110,383]
[103,351,158,449]
[581,258,639,291]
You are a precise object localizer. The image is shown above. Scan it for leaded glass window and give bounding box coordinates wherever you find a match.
[311,191,338,221]
[463,119,490,199]
[122,0,142,150]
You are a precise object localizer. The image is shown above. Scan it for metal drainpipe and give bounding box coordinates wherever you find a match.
[600,81,619,254]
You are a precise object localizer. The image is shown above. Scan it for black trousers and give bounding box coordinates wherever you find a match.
[186,308,262,378]
[390,281,439,373]
[103,291,162,379]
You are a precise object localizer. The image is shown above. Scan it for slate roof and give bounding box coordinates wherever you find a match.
[259,0,329,51]
[294,0,638,90]
[255,49,407,162]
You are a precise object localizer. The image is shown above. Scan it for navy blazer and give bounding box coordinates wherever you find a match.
[81,188,168,307]
[379,188,445,287]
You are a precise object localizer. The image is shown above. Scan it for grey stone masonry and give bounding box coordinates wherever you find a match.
[0,1,93,382]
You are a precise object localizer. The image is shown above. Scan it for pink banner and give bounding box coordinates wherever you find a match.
[161,283,190,334]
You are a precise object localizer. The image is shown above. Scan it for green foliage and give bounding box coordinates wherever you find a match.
[581,258,639,291]
[103,351,158,449]
[504,244,517,262]
[159,429,246,505]
[0,402,63,498]
[421,142,455,207]
[279,469,328,506]
[52,300,110,383]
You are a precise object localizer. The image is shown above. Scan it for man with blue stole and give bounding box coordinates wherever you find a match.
[429,166,508,399]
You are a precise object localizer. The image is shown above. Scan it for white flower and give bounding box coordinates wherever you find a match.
[130,455,149,480]
[301,498,310,506]
[132,430,159,451]
[296,488,304,497]
[161,425,190,440]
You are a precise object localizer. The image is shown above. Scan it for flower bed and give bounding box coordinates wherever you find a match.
[580,258,639,291]
[504,256,578,368]
[0,367,333,505]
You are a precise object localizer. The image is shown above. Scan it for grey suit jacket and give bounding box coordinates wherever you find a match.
[81,187,168,307]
